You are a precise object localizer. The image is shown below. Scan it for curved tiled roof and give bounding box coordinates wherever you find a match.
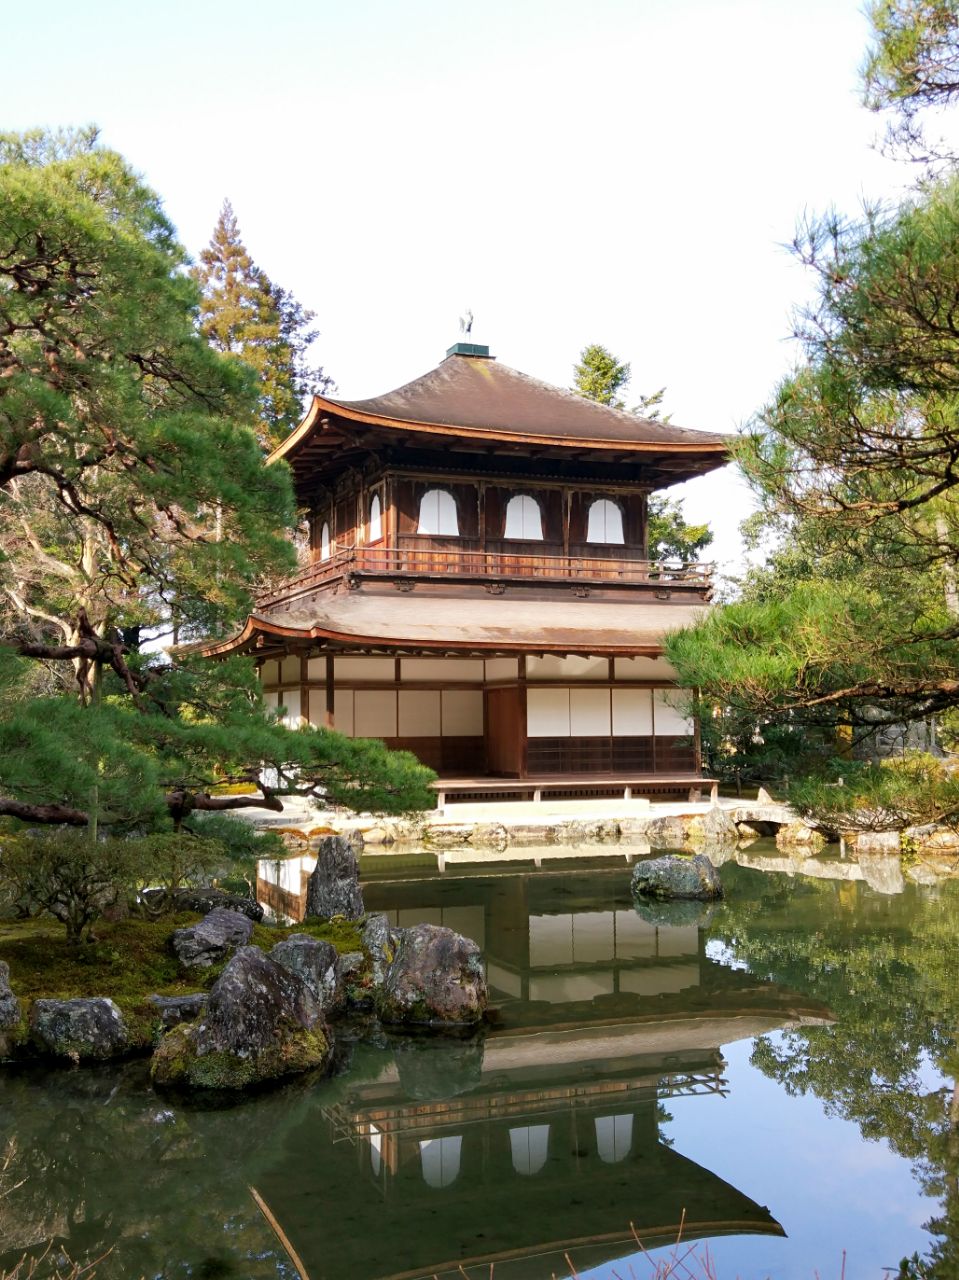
[270,354,728,463]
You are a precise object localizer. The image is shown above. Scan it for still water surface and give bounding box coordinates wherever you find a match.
[1,849,957,1280]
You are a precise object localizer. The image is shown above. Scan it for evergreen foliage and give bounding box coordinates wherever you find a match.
[193,200,332,450]
[0,129,436,831]
[667,9,959,809]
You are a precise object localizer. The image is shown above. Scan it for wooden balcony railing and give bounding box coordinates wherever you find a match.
[258,545,714,607]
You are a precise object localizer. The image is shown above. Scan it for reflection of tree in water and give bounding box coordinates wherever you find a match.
[711,865,959,1278]
[0,1063,300,1279]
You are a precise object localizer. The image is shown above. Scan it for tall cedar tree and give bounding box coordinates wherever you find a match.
[193,201,332,451]
[571,344,712,562]
[0,129,435,829]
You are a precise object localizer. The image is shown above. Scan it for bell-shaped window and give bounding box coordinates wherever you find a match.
[319,521,331,561]
[419,1136,462,1189]
[418,489,459,536]
[509,1125,550,1176]
[368,493,382,543]
[504,494,543,540]
[586,498,624,544]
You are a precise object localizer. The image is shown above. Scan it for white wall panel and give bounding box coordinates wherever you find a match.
[441,689,483,736]
[570,688,611,736]
[654,690,694,735]
[485,657,518,681]
[333,689,355,736]
[307,656,327,680]
[260,660,280,685]
[280,654,300,683]
[263,690,279,714]
[335,656,396,681]
[614,656,678,680]
[401,658,484,682]
[354,689,397,737]
[398,689,441,735]
[611,688,653,736]
[527,655,609,680]
[527,687,570,737]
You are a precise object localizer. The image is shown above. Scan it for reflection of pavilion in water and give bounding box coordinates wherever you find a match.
[256,863,830,1280]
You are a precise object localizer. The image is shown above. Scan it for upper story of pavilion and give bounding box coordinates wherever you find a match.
[260,342,729,610]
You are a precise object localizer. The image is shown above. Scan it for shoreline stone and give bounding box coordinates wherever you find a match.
[30,997,130,1062]
[377,923,488,1027]
[305,834,364,920]
[172,908,254,969]
[152,946,332,1090]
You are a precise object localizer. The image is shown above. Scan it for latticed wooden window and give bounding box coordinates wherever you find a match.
[368,493,383,542]
[504,494,543,540]
[417,488,459,535]
[586,498,624,544]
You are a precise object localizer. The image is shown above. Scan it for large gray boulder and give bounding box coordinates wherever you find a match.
[305,835,364,921]
[362,912,400,986]
[152,945,332,1090]
[0,960,20,1030]
[269,934,344,1014]
[631,853,724,902]
[31,997,130,1061]
[172,907,254,968]
[377,923,488,1026]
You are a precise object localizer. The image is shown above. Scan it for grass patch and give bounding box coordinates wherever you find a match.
[0,911,366,1015]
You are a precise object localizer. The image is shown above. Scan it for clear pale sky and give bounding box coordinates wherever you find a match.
[3,0,916,575]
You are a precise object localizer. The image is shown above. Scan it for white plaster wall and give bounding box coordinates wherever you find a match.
[527,687,570,736]
[354,689,398,737]
[335,656,396,681]
[569,688,611,736]
[611,688,653,735]
[280,654,300,683]
[307,656,327,680]
[333,689,355,735]
[398,689,442,735]
[263,690,279,714]
[485,657,519,681]
[614,656,678,680]
[441,689,483,736]
[401,658,484,682]
[527,655,608,680]
[261,659,280,684]
[653,689,694,734]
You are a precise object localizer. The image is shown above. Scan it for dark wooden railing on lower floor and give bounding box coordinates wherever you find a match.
[258,545,713,606]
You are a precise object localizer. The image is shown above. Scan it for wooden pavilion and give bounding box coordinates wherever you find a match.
[207,342,728,804]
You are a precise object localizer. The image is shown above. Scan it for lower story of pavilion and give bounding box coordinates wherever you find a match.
[215,589,711,801]
[257,648,703,794]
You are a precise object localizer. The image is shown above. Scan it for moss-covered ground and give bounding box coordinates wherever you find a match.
[0,912,366,1053]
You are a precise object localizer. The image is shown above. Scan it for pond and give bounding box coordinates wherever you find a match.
[1,847,957,1280]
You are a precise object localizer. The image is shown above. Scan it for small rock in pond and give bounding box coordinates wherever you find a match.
[377,923,488,1026]
[172,908,254,968]
[269,934,344,1014]
[152,945,332,1090]
[31,997,130,1061]
[631,853,724,902]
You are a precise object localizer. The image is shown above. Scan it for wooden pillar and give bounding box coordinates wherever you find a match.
[694,688,703,774]
[300,653,310,727]
[325,652,335,728]
[518,654,528,779]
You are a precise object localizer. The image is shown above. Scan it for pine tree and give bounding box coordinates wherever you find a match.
[193,201,332,450]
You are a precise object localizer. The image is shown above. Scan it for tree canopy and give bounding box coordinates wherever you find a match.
[0,128,436,831]
[193,200,332,451]
[665,8,959,814]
